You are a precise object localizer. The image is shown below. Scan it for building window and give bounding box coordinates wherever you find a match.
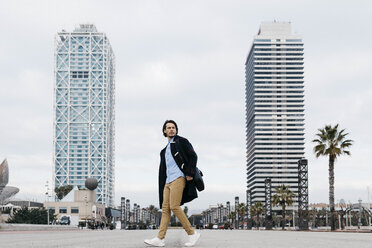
[59,207,67,214]
[286,39,302,42]
[48,207,55,214]
[71,207,79,214]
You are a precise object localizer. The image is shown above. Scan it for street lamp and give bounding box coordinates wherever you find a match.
[45,181,51,225]
[358,199,362,229]
[84,194,88,228]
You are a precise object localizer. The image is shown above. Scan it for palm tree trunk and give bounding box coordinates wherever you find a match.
[329,154,336,231]
[238,213,240,229]
[282,204,286,230]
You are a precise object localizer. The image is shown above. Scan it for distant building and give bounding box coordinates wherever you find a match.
[202,204,231,225]
[44,187,105,224]
[309,202,372,211]
[189,214,203,226]
[245,22,305,209]
[0,199,44,223]
[105,207,121,225]
[8,199,43,208]
[53,24,116,207]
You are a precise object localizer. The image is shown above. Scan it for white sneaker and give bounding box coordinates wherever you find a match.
[144,237,165,247]
[185,231,200,247]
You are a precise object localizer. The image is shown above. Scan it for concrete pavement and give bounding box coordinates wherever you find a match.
[1,229,372,248]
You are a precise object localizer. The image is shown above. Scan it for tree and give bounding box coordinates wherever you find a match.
[54,185,73,200]
[250,202,264,229]
[146,205,160,225]
[312,124,353,231]
[272,184,295,230]
[338,201,347,230]
[227,211,236,226]
[6,207,56,224]
[237,203,247,228]
[309,207,318,228]
[147,205,159,216]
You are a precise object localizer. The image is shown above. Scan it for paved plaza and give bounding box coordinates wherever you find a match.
[1,229,371,248]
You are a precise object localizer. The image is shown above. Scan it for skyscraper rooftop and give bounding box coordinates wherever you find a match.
[73,24,98,33]
[257,22,292,36]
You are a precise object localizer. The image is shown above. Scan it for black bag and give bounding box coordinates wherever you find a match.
[194,167,205,192]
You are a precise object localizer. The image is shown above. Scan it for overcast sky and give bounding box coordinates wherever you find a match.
[1,0,371,212]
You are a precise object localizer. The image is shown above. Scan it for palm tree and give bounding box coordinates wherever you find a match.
[272,184,295,230]
[147,205,159,216]
[312,124,353,230]
[147,205,160,225]
[250,202,264,229]
[227,211,236,226]
[237,203,247,229]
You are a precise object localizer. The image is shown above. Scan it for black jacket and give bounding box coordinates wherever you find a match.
[158,135,198,208]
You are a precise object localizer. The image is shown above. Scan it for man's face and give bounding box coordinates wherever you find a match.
[164,123,177,138]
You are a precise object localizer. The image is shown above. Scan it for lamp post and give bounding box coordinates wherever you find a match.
[368,187,371,226]
[358,199,362,229]
[348,201,353,227]
[45,181,51,225]
[84,195,88,228]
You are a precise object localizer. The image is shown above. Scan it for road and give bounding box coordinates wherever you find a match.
[1,229,372,248]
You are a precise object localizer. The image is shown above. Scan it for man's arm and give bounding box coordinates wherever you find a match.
[179,137,197,178]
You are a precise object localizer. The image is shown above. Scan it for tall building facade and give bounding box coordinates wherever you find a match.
[245,22,305,208]
[53,24,115,207]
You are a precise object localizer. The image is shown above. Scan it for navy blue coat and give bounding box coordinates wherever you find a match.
[158,135,198,209]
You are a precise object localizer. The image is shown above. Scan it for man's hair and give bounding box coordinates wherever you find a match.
[162,120,178,137]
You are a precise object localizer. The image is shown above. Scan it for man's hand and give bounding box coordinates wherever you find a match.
[186,176,193,181]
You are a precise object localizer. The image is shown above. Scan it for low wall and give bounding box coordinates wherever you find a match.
[0,223,79,231]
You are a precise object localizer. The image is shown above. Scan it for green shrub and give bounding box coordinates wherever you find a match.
[6,207,56,224]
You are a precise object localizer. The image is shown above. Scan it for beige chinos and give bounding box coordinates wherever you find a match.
[158,177,194,239]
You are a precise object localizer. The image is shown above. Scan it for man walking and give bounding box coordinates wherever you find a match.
[144,120,200,247]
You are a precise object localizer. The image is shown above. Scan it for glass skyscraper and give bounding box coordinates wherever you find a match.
[245,22,305,208]
[53,24,115,207]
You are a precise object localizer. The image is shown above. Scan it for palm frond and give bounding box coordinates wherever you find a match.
[343,150,351,155]
[325,147,332,155]
[316,132,327,142]
[336,129,346,140]
[312,139,323,144]
[334,147,342,156]
[313,144,325,153]
[341,139,353,149]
